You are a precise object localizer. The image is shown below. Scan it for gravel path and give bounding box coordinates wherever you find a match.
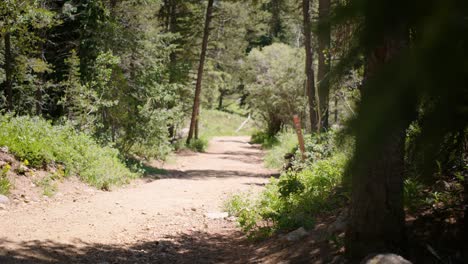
[0,136,276,263]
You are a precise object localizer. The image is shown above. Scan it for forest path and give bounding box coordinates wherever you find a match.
[0,136,275,263]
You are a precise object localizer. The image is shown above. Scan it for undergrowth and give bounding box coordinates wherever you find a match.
[0,115,137,190]
[187,138,208,152]
[225,153,348,238]
[250,131,297,169]
[0,164,12,195]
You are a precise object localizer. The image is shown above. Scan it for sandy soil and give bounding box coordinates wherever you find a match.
[0,136,277,263]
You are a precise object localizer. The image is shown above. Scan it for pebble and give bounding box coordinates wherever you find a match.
[285,227,308,241]
[204,212,228,219]
[0,194,10,205]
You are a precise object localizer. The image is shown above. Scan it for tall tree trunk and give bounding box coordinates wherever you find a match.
[167,0,178,139]
[217,90,224,110]
[4,32,13,111]
[168,0,178,83]
[463,132,468,260]
[345,33,408,261]
[334,93,338,123]
[36,28,46,116]
[317,0,331,130]
[302,0,318,132]
[187,0,214,144]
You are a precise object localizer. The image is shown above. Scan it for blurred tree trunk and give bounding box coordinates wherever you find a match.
[187,0,214,143]
[302,0,319,132]
[346,32,408,261]
[317,0,331,130]
[3,32,13,111]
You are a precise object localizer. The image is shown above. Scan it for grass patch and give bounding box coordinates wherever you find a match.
[0,115,137,190]
[198,109,257,139]
[35,174,59,197]
[264,132,297,169]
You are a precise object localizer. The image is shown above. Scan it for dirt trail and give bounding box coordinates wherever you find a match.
[0,136,276,263]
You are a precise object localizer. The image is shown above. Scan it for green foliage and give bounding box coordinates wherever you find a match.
[226,153,348,238]
[291,129,346,170]
[199,109,258,139]
[250,131,279,148]
[244,43,306,135]
[403,178,426,212]
[0,164,12,195]
[264,132,297,169]
[187,138,208,153]
[35,174,60,197]
[0,115,137,189]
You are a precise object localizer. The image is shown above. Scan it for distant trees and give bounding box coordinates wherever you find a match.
[244,43,306,135]
[0,0,196,158]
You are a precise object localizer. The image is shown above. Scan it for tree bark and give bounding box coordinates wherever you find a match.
[187,0,214,144]
[302,0,318,132]
[217,90,224,110]
[345,34,408,261]
[317,0,331,130]
[3,32,13,111]
[334,93,338,123]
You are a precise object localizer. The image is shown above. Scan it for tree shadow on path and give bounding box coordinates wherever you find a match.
[0,231,253,264]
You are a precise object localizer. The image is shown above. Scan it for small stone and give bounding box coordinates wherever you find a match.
[0,194,10,205]
[16,164,29,174]
[191,207,197,211]
[328,209,348,235]
[204,212,229,219]
[286,227,309,241]
[362,254,412,264]
[0,203,7,210]
[0,161,7,167]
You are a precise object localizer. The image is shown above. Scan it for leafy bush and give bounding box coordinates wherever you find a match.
[187,138,208,152]
[243,43,307,135]
[226,153,348,238]
[0,165,12,195]
[250,131,279,148]
[290,130,342,170]
[0,115,137,189]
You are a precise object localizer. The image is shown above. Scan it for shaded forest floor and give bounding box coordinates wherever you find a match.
[0,136,341,263]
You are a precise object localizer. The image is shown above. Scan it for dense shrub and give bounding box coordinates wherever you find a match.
[226,153,348,238]
[0,115,137,189]
[187,138,208,152]
[250,131,279,148]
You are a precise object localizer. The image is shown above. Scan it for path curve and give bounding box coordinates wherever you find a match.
[0,136,275,263]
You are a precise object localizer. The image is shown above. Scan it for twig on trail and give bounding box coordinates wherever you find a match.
[426,244,445,263]
[236,114,251,133]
